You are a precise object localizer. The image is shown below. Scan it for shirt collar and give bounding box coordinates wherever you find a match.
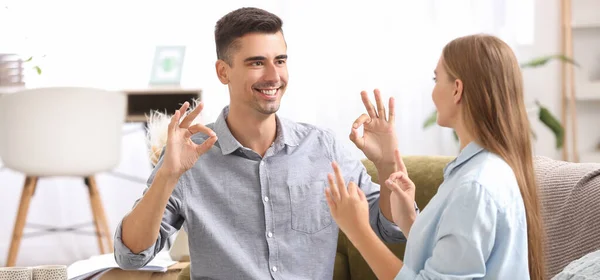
[214,106,300,155]
[443,141,485,178]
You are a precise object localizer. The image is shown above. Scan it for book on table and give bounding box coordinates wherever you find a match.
[67,251,176,280]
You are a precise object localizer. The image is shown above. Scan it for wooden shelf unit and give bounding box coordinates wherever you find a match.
[122,88,202,123]
[560,0,600,163]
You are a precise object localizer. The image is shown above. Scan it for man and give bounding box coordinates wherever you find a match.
[115,7,408,280]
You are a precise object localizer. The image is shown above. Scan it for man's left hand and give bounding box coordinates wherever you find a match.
[350,89,398,170]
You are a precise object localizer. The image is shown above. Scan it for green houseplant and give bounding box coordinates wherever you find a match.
[23,56,43,75]
[423,54,579,149]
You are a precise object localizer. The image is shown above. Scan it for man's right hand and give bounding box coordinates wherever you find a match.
[120,101,217,255]
[161,101,218,177]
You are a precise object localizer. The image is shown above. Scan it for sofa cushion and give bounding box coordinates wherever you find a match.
[534,156,600,279]
[551,249,600,280]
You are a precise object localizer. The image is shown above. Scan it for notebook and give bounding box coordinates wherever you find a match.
[67,251,176,280]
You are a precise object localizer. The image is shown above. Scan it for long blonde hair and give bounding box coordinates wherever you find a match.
[442,34,545,280]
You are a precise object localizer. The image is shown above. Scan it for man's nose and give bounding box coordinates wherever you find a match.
[263,63,280,83]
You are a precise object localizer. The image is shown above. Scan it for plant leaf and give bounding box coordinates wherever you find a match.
[423,110,438,129]
[538,104,564,149]
[554,54,580,67]
[34,66,42,75]
[520,54,580,69]
[24,56,33,62]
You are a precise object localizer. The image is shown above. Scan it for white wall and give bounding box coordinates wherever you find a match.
[518,0,563,160]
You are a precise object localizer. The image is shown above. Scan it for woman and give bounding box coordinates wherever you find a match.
[326,34,545,279]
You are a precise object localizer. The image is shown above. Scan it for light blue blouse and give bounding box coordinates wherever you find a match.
[396,142,530,279]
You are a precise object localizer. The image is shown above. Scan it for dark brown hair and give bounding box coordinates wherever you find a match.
[214,7,283,65]
[442,34,546,280]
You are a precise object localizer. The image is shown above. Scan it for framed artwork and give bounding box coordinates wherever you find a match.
[149,46,186,85]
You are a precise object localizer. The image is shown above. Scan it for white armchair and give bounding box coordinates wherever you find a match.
[0,87,126,266]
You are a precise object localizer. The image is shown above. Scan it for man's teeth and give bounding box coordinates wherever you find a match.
[259,89,277,96]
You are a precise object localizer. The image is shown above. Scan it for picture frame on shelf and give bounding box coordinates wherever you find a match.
[149,46,186,86]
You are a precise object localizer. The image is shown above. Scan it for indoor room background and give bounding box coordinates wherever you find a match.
[1,0,595,267]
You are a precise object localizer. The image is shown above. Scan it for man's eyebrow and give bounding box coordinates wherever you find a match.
[244,56,266,62]
[243,55,288,62]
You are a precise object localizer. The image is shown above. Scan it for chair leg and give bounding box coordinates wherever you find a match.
[6,176,38,267]
[89,176,114,253]
[85,176,113,254]
[85,176,106,254]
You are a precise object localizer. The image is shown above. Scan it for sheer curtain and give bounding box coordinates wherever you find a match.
[0,0,530,266]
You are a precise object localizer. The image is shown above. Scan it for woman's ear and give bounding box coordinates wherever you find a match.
[215,60,229,84]
[453,79,463,104]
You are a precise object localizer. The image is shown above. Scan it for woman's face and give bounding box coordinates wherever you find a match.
[432,56,461,128]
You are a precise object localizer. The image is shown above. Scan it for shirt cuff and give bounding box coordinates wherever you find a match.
[376,208,406,243]
[113,221,156,269]
[395,265,417,280]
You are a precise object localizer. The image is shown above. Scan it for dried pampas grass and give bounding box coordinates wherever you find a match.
[145,99,203,166]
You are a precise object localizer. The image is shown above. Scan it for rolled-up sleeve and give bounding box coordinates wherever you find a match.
[114,161,185,269]
[396,182,497,279]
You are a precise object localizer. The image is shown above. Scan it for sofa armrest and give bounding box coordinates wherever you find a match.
[334,252,350,280]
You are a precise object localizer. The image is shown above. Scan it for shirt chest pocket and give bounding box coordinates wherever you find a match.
[288,181,333,234]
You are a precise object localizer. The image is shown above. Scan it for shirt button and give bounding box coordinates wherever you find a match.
[264,196,269,202]
[267,232,273,238]
[260,161,265,166]
[271,266,278,272]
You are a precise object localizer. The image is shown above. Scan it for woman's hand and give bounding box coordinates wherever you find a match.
[384,149,417,237]
[325,162,372,243]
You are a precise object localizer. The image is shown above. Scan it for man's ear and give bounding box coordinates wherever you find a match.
[453,79,463,104]
[215,60,229,84]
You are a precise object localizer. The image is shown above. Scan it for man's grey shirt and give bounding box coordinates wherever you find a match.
[114,106,406,280]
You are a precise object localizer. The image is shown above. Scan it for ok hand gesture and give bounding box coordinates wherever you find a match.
[350,89,398,170]
[161,101,218,177]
